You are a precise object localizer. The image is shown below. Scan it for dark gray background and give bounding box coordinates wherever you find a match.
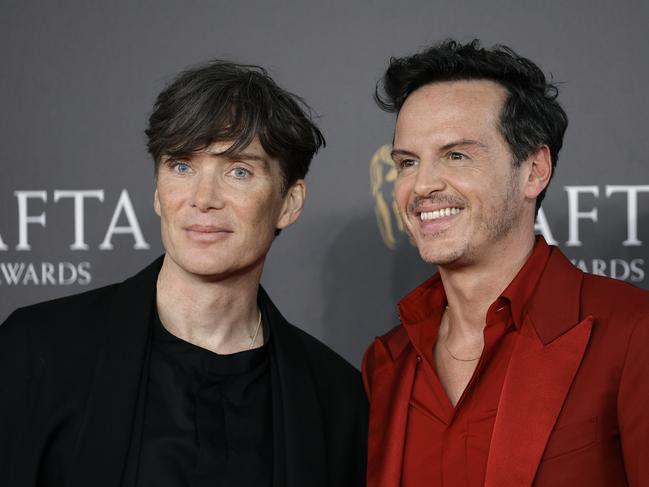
[2,0,648,367]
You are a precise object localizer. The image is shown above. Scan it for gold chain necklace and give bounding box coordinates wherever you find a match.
[442,306,481,361]
[248,310,262,349]
[443,341,481,361]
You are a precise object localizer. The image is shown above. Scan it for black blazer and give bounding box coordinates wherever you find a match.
[0,258,367,487]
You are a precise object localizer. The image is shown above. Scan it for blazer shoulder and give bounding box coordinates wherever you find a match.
[283,322,367,408]
[579,273,649,354]
[3,282,121,332]
[581,273,649,318]
[288,322,360,378]
[1,257,162,342]
[0,283,128,386]
[1,284,127,364]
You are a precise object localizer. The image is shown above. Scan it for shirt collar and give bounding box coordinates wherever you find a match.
[398,272,446,327]
[398,236,551,330]
[498,235,551,329]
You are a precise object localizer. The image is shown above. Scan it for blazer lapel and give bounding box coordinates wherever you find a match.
[68,258,162,487]
[367,339,417,487]
[485,247,593,487]
[260,287,327,487]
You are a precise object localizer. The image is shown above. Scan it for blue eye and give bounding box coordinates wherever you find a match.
[231,167,251,178]
[174,162,190,174]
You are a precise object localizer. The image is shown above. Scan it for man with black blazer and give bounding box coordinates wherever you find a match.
[0,61,367,487]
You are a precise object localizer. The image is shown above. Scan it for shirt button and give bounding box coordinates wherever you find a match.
[416,355,422,363]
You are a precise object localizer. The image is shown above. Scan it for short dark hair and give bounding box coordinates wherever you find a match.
[375,39,568,212]
[146,60,325,193]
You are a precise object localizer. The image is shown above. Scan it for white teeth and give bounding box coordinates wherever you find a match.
[419,207,462,221]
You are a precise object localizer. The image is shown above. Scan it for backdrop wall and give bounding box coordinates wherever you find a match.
[2,0,648,367]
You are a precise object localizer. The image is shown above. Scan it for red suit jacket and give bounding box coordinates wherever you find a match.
[362,245,649,486]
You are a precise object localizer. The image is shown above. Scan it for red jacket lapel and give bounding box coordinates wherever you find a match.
[485,246,593,486]
[485,315,592,486]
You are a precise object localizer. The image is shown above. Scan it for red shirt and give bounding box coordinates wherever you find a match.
[400,239,551,486]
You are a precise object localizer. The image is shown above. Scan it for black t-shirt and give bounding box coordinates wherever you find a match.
[137,312,273,487]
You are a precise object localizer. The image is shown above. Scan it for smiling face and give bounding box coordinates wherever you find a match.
[392,80,537,268]
[154,138,304,281]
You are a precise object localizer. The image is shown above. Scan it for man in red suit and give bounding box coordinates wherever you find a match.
[363,39,649,486]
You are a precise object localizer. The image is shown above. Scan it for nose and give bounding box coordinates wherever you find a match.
[191,171,225,211]
[413,159,446,197]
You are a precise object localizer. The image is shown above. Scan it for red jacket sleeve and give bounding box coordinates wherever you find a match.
[617,315,649,485]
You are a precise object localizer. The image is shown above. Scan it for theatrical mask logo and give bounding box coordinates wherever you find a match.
[370,144,406,249]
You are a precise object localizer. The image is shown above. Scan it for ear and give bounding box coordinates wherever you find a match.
[276,180,306,230]
[153,188,161,217]
[523,145,552,200]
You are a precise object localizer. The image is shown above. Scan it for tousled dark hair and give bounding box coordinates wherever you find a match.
[375,39,568,212]
[146,60,325,193]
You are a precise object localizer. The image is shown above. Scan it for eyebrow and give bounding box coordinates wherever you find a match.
[439,139,488,151]
[390,148,419,160]
[207,150,271,169]
[391,139,488,160]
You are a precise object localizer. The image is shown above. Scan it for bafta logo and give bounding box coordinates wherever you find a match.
[370,144,406,249]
